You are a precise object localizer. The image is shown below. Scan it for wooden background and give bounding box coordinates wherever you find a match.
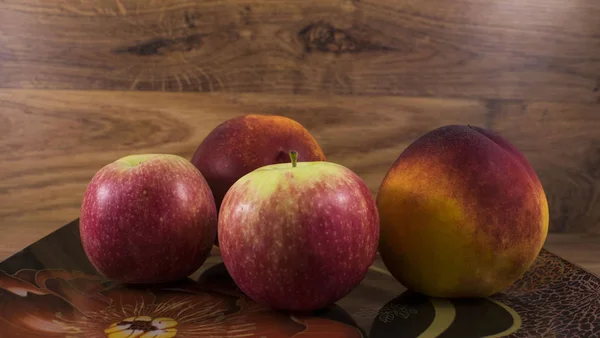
[1,0,599,261]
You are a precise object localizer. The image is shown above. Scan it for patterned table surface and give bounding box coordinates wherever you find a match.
[1,219,598,338]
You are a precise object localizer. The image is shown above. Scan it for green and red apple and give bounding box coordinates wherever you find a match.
[377,125,549,298]
[80,154,217,284]
[218,152,380,311]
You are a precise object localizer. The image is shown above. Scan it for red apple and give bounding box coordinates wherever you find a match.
[80,154,217,284]
[191,114,326,212]
[218,152,379,312]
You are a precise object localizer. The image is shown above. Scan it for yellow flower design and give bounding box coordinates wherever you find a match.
[105,316,177,338]
[0,267,364,337]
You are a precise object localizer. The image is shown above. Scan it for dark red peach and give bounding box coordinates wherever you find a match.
[377,125,549,298]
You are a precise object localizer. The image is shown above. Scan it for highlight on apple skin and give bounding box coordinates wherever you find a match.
[377,125,549,298]
[218,152,380,312]
[190,114,326,212]
[80,154,218,284]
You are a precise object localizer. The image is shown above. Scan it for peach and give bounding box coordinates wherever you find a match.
[377,125,549,298]
[191,114,326,212]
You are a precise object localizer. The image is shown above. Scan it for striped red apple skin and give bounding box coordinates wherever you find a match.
[218,159,380,311]
[80,154,217,284]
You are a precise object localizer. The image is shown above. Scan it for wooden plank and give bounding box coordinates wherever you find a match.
[1,0,599,102]
[0,89,599,256]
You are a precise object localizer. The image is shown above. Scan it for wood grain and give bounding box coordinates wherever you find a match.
[1,0,599,102]
[0,89,599,260]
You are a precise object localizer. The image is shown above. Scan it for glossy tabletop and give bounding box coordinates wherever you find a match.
[1,219,599,337]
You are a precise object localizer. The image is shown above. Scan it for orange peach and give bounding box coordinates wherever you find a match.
[377,125,549,298]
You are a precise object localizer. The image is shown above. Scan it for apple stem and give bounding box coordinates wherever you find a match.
[290,151,298,168]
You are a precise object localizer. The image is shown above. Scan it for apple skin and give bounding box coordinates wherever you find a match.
[80,154,217,284]
[218,159,380,312]
[190,114,326,212]
[377,125,549,298]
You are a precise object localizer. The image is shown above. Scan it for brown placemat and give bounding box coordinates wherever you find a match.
[1,220,598,337]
